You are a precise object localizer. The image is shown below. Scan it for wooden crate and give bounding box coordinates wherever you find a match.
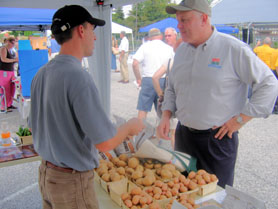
[197,180,218,196]
[20,135,33,145]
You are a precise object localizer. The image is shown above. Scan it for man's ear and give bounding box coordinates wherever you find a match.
[201,13,208,25]
[76,24,85,38]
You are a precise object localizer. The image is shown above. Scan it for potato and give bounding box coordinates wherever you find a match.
[161,183,168,191]
[121,192,130,201]
[180,186,188,193]
[165,191,172,198]
[139,196,147,205]
[172,170,181,178]
[135,178,143,185]
[97,166,108,176]
[124,199,132,208]
[179,175,186,183]
[132,195,140,205]
[188,171,196,179]
[142,175,155,186]
[135,165,144,172]
[154,180,163,188]
[197,169,206,176]
[111,157,120,164]
[110,172,121,182]
[101,173,110,182]
[149,202,161,209]
[131,206,138,209]
[211,174,218,182]
[197,179,206,185]
[130,187,142,196]
[162,164,176,171]
[203,173,211,183]
[153,193,161,200]
[188,180,198,190]
[153,187,162,195]
[128,157,139,169]
[144,162,154,169]
[156,168,162,175]
[144,169,154,177]
[160,169,173,179]
[107,161,114,169]
[117,167,125,175]
[171,188,179,196]
[154,163,162,169]
[195,174,203,181]
[116,160,127,167]
[132,171,143,180]
[119,153,128,162]
[126,167,135,175]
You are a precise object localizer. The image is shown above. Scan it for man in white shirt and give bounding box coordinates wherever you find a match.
[158,0,278,187]
[118,31,129,83]
[133,28,174,120]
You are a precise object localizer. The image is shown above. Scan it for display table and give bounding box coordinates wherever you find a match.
[0,144,41,168]
[94,179,225,209]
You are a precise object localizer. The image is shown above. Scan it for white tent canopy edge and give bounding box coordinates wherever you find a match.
[1,0,145,117]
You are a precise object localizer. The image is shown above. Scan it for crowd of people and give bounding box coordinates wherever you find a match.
[1,0,278,208]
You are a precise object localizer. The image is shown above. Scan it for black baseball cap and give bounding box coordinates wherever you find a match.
[51,5,106,35]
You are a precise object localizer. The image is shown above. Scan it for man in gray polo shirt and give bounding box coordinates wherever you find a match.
[158,0,278,188]
[29,5,144,209]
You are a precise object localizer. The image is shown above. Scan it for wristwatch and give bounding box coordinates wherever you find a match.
[236,115,244,125]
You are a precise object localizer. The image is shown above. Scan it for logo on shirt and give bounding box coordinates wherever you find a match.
[208,58,221,69]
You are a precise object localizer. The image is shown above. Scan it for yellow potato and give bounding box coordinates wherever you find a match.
[128,157,139,169]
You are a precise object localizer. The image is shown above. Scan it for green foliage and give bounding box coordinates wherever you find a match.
[16,126,32,136]
[112,7,125,23]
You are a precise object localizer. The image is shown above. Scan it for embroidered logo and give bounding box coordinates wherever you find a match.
[208,58,221,69]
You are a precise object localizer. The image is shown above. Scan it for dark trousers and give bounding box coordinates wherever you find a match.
[175,122,239,188]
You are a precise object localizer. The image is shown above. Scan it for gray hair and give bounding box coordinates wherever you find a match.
[120,31,126,36]
[165,27,177,35]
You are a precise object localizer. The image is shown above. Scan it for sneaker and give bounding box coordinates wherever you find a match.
[8,105,17,109]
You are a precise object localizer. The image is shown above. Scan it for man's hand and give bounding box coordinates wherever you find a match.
[213,114,252,139]
[126,118,145,136]
[157,111,172,140]
[136,79,142,87]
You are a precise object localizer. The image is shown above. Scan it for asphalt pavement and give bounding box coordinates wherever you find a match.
[0,63,277,209]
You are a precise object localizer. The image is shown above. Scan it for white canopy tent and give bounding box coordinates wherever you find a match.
[112,22,134,51]
[0,0,145,117]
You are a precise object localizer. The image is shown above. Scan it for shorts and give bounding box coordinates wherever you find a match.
[137,77,165,112]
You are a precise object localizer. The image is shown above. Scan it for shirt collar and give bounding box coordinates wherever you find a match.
[202,26,217,51]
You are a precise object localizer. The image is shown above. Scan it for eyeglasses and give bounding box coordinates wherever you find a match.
[9,41,15,44]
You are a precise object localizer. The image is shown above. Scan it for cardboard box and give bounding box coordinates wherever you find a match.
[29,37,48,50]
[20,135,33,145]
[198,180,218,196]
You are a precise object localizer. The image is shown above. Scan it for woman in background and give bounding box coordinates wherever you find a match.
[111,36,119,71]
[0,37,18,113]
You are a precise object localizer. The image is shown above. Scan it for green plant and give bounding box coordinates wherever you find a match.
[16,126,32,136]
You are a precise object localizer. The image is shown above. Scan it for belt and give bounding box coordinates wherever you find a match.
[187,127,212,133]
[45,161,76,173]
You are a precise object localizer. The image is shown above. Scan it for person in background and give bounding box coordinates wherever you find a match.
[0,37,18,113]
[49,34,61,60]
[164,27,177,48]
[28,5,144,209]
[271,48,278,114]
[152,27,181,148]
[118,31,129,83]
[253,37,274,69]
[133,28,174,120]
[158,0,278,188]
[111,35,118,72]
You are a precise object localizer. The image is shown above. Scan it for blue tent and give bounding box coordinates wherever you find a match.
[0,7,55,31]
[139,17,239,34]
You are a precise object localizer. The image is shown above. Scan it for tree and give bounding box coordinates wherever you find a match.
[112,7,125,24]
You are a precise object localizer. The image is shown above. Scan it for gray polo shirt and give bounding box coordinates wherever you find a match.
[29,55,116,171]
[163,28,278,130]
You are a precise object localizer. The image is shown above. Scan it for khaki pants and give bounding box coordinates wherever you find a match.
[120,53,129,82]
[39,161,99,209]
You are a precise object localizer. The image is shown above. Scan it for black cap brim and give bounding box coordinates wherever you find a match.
[88,17,105,28]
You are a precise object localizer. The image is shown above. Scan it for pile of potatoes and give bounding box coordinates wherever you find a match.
[121,186,153,209]
[144,174,198,201]
[165,193,200,209]
[187,169,218,186]
[96,159,126,182]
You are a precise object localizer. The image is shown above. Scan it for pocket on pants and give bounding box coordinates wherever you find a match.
[46,177,77,207]
[83,172,99,209]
